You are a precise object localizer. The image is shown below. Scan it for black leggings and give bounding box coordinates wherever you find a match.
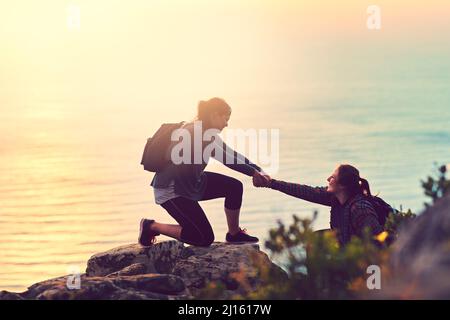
[160,172,243,247]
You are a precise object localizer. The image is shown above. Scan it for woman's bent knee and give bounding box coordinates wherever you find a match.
[183,229,214,247]
[231,179,243,193]
[191,236,214,247]
[197,238,214,247]
[199,232,215,246]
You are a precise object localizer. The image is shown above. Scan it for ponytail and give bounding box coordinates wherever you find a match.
[338,164,373,198]
[196,97,231,122]
[359,177,372,197]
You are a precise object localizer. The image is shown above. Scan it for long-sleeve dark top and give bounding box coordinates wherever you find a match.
[269,179,384,244]
[151,121,260,201]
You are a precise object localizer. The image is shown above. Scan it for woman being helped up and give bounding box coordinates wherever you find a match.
[139,97,268,247]
[254,164,384,245]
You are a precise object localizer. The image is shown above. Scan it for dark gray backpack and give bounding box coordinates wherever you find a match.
[140,121,185,172]
[349,195,396,227]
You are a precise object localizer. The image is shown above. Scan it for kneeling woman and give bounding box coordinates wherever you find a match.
[255,164,384,245]
[139,97,268,246]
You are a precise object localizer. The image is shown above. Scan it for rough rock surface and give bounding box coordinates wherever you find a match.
[0,241,287,300]
[173,242,287,296]
[86,241,185,276]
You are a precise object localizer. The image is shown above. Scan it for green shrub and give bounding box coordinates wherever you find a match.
[421,163,450,207]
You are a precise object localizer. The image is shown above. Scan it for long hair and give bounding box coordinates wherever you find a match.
[337,164,372,197]
[196,97,231,123]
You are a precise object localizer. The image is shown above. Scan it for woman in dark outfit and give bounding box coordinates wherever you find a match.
[139,97,269,246]
[254,164,384,245]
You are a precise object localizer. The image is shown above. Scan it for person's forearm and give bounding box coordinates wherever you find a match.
[225,161,260,176]
[269,179,333,206]
[213,138,261,176]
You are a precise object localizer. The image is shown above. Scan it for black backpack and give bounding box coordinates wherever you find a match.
[350,195,397,227]
[140,121,185,172]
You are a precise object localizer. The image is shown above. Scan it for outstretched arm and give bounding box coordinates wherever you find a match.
[211,135,262,177]
[266,179,334,207]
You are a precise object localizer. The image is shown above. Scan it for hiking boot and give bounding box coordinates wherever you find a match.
[225,228,259,243]
[138,218,160,246]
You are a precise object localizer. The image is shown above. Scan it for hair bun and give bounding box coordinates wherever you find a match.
[196,98,231,121]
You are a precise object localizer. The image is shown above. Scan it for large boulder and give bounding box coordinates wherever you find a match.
[21,273,188,300]
[173,242,288,296]
[380,193,450,299]
[0,291,24,300]
[1,241,287,300]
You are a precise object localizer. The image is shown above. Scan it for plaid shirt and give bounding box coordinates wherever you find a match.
[269,179,384,244]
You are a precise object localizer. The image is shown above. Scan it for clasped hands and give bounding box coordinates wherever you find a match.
[252,171,272,188]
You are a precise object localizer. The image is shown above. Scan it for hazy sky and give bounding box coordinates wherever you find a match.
[1,0,449,110]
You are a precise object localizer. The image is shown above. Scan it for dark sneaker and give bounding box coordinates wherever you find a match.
[138,218,160,246]
[225,228,259,243]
